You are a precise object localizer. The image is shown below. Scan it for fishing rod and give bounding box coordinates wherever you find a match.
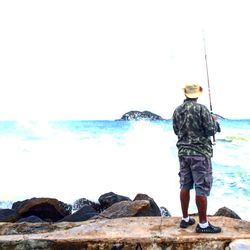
[203,32,216,144]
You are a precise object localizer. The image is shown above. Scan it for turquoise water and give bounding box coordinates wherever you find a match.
[0,119,249,221]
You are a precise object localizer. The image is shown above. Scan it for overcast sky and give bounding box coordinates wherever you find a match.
[0,0,249,120]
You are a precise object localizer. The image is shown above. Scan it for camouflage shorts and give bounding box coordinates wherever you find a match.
[178,155,213,196]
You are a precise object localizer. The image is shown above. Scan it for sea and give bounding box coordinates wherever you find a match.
[0,119,249,221]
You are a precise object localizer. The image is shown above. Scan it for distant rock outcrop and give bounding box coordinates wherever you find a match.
[119,110,164,121]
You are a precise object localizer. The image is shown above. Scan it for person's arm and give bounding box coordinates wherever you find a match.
[211,114,221,133]
[172,112,179,136]
[201,106,221,136]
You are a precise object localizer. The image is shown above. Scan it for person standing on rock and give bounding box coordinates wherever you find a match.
[172,83,222,233]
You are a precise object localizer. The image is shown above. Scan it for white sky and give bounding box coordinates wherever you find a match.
[0,0,249,120]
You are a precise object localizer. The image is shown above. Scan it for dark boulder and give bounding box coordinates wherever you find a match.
[214,206,241,220]
[133,194,161,216]
[0,209,19,222]
[12,197,72,222]
[60,204,99,222]
[98,192,131,210]
[120,111,164,121]
[73,198,101,213]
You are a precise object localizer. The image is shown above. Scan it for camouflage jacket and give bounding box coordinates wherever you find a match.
[172,99,220,158]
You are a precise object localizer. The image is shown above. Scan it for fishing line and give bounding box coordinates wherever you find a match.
[202,31,216,144]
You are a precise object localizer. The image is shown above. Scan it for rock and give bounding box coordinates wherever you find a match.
[133,193,161,216]
[0,209,19,222]
[60,204,99,222]
[120,110,164,121]
[95,200,150,219]
[12,197,72,222]
[98,192,131,210]
[160,206,171,217]
[214,206,241,220]
[227,239,250,250]
[0,217,249,249]
[72,198,101,213]
[17,216,45,223]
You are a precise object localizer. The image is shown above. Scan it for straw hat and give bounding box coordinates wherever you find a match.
[183,83,203,98]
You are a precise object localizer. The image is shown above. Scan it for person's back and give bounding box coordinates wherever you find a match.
[172,83,222,234]
[173,98,219,158]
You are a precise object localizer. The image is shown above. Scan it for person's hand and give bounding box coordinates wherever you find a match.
[211,114,217,121]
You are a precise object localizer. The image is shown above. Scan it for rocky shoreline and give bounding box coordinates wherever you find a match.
[0,193,169,223]
[0,192,242,224]
[0,192,249,249]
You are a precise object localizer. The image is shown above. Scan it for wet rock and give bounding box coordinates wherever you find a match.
[95,200,150,219]
[0,209,19,222]
[60,204,99,222]
[133,193,161,216]
[12,197,72,222]
[214,206,241,220]
[120,110,164,121]
[98,192,131,210]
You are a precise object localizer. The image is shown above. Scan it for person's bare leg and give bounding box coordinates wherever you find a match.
[180,188,190,218]
[195,195,207,223]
